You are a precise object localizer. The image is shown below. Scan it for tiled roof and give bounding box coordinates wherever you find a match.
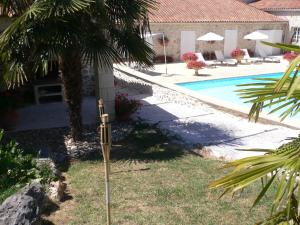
[149,0,286,23]
[251,0,300,10]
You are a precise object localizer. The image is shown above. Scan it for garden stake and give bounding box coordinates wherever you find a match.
[100,114,111,225]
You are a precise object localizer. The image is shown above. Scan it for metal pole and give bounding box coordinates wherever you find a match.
[100,114,111,225]
[162,33,168,75]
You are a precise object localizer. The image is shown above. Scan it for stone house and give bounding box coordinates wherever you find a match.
[148,0,289,60]
[249,0,300,44]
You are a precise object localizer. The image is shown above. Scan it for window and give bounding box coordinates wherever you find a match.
[292,27,300,43]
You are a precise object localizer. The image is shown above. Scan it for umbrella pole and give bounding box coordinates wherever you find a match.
[163,33,167,75]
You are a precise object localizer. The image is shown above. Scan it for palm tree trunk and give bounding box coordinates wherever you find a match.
[59,50,83,141]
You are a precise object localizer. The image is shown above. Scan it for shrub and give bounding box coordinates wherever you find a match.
[0,130,53,190]
[283,51,298,62]
[181,52,198,63]
[0,91,19,130]
[230,48,245,59]
[153,55,174,64]
[115,93,142,121]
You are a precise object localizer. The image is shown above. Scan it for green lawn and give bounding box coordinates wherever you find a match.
[50,123,275,225]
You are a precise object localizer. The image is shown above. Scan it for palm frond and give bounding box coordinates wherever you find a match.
[237,56,300,121]
[0,0,157,87]
[261,42,300,54]
[210,136,300,223]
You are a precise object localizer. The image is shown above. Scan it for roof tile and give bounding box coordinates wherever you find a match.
[251,0,300,10]
[149,0,286,23]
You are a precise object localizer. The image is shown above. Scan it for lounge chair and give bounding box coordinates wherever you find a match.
[214,50,237,66]
[241,49,260,64]
[257,48,280,63]
[195,52,217,67]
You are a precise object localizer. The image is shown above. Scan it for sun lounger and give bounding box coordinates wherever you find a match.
[214,50,237,66]
[195,52,217,67]
[257,48,280,63]
[241,49,260,64]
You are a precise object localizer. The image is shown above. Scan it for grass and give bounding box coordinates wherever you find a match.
[47,123,275,225]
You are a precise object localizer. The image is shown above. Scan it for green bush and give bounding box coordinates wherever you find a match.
[0,130,53,190]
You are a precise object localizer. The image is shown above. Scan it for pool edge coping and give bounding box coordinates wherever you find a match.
[114,64,300,130]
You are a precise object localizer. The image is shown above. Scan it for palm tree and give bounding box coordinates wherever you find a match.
[0,0,33,15]
[210,43,300,224]
[0,0,156,141]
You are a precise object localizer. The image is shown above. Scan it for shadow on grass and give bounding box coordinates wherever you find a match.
[110,122,185,163]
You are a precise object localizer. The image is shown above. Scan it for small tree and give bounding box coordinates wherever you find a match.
[181,52,198,64]
[187,61,206,76]
[283,51,298,63]
[231,48,245,64]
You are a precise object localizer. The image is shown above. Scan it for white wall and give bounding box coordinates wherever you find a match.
[269,10,300,30]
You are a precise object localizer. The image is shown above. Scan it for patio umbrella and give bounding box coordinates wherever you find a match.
[197,32,224,42]
[143,32,168,75]
[197,32,224,59]
[244,31,269,57]
[243,31,268,40]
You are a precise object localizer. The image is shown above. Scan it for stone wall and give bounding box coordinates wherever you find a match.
[150,22,288,60]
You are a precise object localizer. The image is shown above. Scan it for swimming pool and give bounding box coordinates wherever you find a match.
[177,72,300,122]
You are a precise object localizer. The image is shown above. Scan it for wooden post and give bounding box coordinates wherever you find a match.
[98,98,105,118]
[100,114,111,225]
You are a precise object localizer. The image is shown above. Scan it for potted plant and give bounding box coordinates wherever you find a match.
[157,36,169,46]
[283,51,298,64]
[115,93,142,121]
[231,48,245,64]
[181,52,198,64]
[187,61,206,76]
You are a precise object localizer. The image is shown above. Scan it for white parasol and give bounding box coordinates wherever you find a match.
[197,32,224,41]
[244,31,268,40]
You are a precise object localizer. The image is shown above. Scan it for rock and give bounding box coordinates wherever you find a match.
[49,181,66,202]
[36,157,62,178]
[0,181,45,225]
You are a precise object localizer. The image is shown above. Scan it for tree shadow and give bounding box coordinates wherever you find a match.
[135,103,244,148]
[110,122,185,163]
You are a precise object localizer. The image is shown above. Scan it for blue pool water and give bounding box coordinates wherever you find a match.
[177,72,300,121]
